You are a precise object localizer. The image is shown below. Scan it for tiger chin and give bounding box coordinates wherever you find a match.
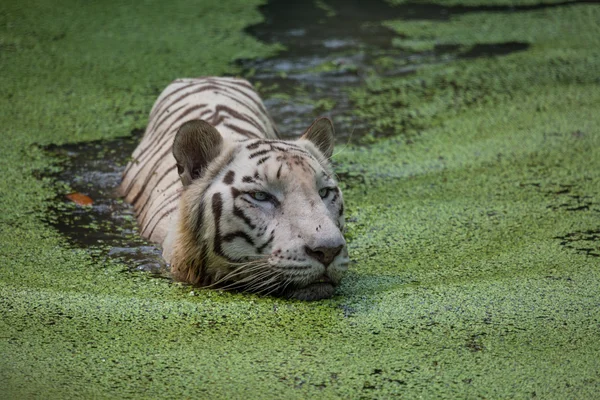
[120,78,348,301]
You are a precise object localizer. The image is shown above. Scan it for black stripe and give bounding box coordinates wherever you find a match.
[136,103,208,164]
[223,170,235,185]
[222,231,255,246]
[224,123,260,138]
[147,94,210,145]
[260,139,302,148]
[246,141,262,150]
[257,156,270,165]
[231,187,242,198]
[194,149,237,203]
[136,169,178,222]
[141,188,180,234]
[249,149,271,159]
[276,165,283,179]
[212,193,224,256]
[257,230,275,254]
[149,81,197,119]
[146,204,177,239]
[124,108,204,196]
[233,205,256,230]
[126,103,184,172]
[242,176,255,183]
[138,176,180,219]
[204,88,264,125]
[145,103,187,142]
[145,102,208,157]
[126,101,219,202]
[277,265,311,270]
[270,196,281,208]
[204,78,270,118]
[147,83,215,135]
[149,83,225,128]
[122,154,141,182]
[205,77,254,90]
[213,96,266,131]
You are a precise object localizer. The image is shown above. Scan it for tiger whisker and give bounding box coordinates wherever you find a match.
[262,279,287,297]
[250,280,282,296]
[209,268,270,288]
[279,277,294,293]
[224,256,269,267]
[207,255,273,288]
[215,268,276,291]
[205,262,271,288]
[244,271,282,293]
[243,271,279,289]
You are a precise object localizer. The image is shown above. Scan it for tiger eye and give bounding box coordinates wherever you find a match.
[318,188,329,198]
[251,191,269,201]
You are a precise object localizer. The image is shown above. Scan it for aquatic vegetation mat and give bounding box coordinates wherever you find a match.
[41,0,534,275]
[1,0,599,398]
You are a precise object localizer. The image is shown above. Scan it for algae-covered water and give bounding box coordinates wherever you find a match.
[1,0,599,398]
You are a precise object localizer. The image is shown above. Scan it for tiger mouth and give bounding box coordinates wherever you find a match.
[282,274,335,289]
[285,278,336,301]
[314,275,333,284]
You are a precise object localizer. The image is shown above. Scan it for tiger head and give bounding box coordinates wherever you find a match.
[170,118,348,301]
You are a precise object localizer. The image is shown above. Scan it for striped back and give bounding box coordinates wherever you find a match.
[118,77,278,248]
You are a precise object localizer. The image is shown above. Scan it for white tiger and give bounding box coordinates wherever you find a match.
[119,77,348,300]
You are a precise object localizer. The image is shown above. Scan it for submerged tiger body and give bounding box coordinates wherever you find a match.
[119,77,348,300]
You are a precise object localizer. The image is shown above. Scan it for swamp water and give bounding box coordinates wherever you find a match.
[46,0,581,278]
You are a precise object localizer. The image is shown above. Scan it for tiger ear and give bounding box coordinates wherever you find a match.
[300,117,335,159]
[173,120,223,186]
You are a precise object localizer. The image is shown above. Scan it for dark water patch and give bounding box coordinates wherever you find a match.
[538,182,598,212]
[251,0,599,32]
[555,230,600,258]
[248,0,447,52]
[517,180,600,257]
[389,0,599,18]
[243,0,420,141]
[242,0,537,141]
[546,189,597,212]
[43,130,169,276]
[242,0,467,141]
[459,42,530,58]
[522,180,600,213]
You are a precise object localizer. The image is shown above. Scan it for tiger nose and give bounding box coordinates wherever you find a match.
[305,244,344,267]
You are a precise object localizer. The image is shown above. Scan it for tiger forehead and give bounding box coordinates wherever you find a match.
[242,139,322,172]
[245,139,309,155]
[226,140,333,185]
